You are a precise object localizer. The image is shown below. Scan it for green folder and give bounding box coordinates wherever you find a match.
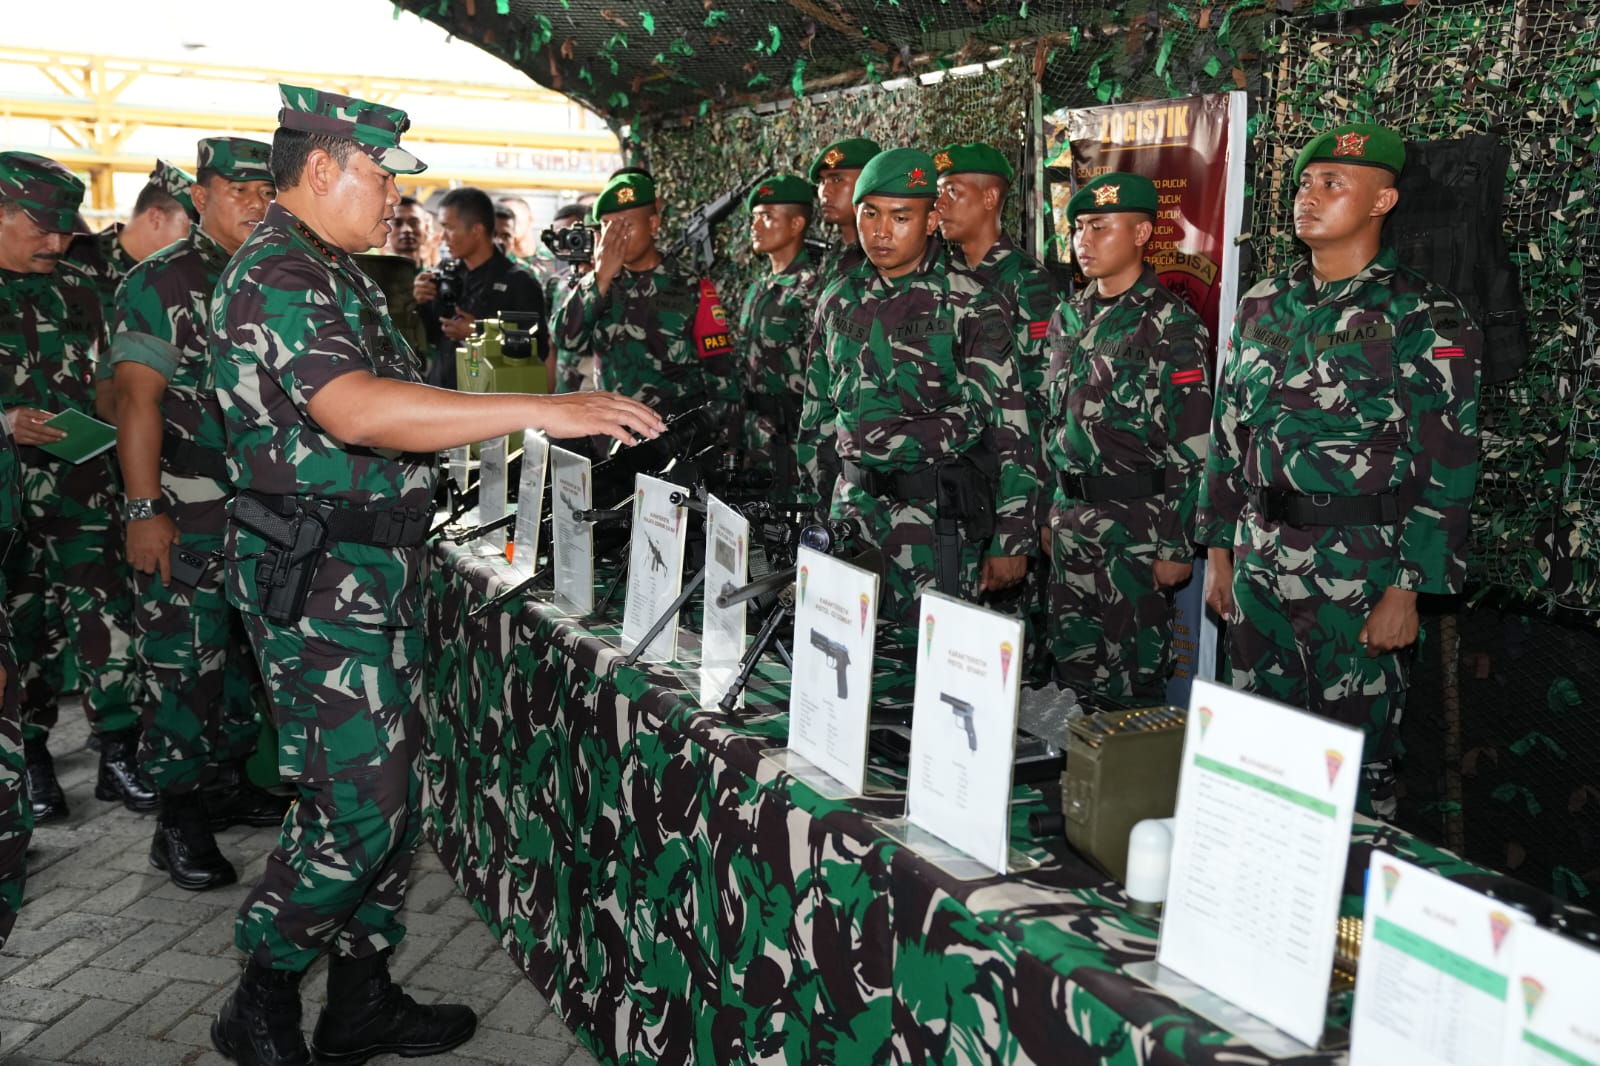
[37,409,118,464]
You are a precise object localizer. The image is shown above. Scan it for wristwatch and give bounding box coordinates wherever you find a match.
[123,496,165,521]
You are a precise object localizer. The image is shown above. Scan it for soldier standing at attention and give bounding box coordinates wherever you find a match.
[0,152,155,822]
[68,160,197,322]
[1199,123,1482,817]
[0,399,31,956]
[111,137,289,894]
[554,172,736,420]
[1044,173,1211,702]
[800,148,1040,645]
[738,174,820,494]
[206,85,660,1065]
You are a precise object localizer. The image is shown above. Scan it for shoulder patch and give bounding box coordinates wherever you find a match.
[1429,305,1465,341]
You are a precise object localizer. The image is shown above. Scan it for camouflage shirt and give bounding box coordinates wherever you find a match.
[0,261,110,514]
[737,245,820,447]
[1045,265,1212,557]
[554,259,736,419]
[547,269,590,393]
[210,201,437,627]
[0,404,19,533]
[800,239,1041,557]
[66,223,140,324]
[1196,247,1482,594]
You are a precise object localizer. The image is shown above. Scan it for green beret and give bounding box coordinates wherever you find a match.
[0,151,85,233]
[1293,122,1405,182]
[198,137,274,185]
[592,173,657,221]
[933,143,1014,183]
[746,174,816,211]
[148,159,198,221]
[1066,172,1159,224]
[807,138,881,182]
[276,83,426,175]
[852,148,939,205]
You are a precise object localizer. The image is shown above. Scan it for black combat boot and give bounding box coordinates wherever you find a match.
[202,761,293,831]
[23,736,67,822]
[93,729,158,812]
[211,958,311,1066]
[150,791,238,892]
[310,949,477,1064]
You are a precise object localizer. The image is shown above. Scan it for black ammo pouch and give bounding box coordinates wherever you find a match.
[161,433,229,482]
[1058,466,1166,504]
[1249,486,1399,529]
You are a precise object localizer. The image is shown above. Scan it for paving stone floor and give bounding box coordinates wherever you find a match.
[0,708,600,1066]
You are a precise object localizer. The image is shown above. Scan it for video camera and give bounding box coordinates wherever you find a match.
[434,256,467,318]
[540,224,595,265]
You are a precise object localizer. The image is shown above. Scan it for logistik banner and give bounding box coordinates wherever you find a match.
[1042,91,1248,700]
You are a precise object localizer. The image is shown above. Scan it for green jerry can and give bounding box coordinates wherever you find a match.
[457,313,547,455]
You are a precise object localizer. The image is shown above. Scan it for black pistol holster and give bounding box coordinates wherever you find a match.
[933,448,999,597]
[231,493,334,626]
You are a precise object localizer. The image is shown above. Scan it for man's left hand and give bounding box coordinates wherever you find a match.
[1152,560,1194,589]
[1359,586,1420,656]
[441,311,478,342]
[979,555,1027,593]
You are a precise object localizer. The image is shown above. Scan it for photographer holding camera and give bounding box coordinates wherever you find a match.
[543,202,594,393]
[413,186,547,389]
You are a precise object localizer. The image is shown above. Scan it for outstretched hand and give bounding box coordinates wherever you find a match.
[536,391,664,445]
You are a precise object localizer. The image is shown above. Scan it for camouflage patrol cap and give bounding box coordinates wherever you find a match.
[808,138,881,182]
[933,143,1015,183]
[149,159,198,221]
[592,173,656,222]
[197,137,274,184]
[0,151,85,233]
[746,174,816,211]
[276,83,426,175]
[1066,172,1159,224]
[1293,122,1405,182]
[852,148,939,204]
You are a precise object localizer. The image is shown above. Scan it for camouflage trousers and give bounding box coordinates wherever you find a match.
[235,613,423,972]
[2,505,142,740]
[1047,523,1174,703]
[1225,513,1409,765]
[0,575,32,951]
[133,529,263,793]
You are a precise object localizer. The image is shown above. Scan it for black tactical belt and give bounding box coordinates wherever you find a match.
[237,491,431,548]
[841,458,939,501]
[1058,467,1166,503]
[161,434,229,482]
[1250,486,1399,528]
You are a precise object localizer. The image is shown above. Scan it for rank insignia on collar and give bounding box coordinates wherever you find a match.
[1092,183,1121,206]
[908,167,928,187]
[1333,132,1370,157]
[823,148,844,167]
[934,151,953,172]
[618,186,636,204]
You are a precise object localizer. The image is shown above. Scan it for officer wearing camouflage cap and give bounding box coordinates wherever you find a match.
[1042,172,1212,702]
[738,173,820,492]
[1198,122,1483,817]
[799,148,1041,645]
[66,157,195,324]
[0,151,155,821]
[111,135,286,895]
[207,85,661,1066]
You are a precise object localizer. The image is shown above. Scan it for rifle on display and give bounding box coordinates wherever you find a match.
[662,170,776,272]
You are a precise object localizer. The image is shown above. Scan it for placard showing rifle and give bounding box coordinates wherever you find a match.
[477,436,510,557]
[1500,921,1600,1066]
[510,430,549,580]
[1351,852,1532,1066]
[699,496,749,711]
[903,591,1024,874]
[620,473,687,663]
[550,445,594,615]
[1156,679,1361,1049]
[786,546,880,794]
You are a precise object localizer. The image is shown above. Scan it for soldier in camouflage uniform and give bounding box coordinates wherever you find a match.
[738,174,820,494]
[0,152,155,822]
[799,148,1041,646]
[207,85,662,1066]
[554,172,736,420]
[0,401,31,954]
[112,136,290,894]
[1044,173,1211,702]
[67,159,196,323]
[1198,124,1482,817]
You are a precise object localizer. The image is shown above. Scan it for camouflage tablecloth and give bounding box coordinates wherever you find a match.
[421,541,1485,1066]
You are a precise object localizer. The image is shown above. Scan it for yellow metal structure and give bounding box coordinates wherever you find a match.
[0,46,621,208]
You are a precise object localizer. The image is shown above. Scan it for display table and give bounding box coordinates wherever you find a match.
[421,540,1484,1066]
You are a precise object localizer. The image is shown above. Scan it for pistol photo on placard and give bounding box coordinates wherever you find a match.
[809,629,851,699]
[942,693,977,752]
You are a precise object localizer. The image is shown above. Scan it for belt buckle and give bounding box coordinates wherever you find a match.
[1309,492,1333,510]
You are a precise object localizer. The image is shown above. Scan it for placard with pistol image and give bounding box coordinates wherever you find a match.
[942,693,977,752]
[809,629,851,699]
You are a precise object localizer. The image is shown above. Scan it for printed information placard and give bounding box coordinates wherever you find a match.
[620,474,687,663]
[699,496,749,711]
[510,430,549,580]
[903,591,1025,874]
[1156,679,1361,1048]
[1501,922,1600,1066]
[549,446,594,615]
[477,436,509,556]
[786,546,880,794]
